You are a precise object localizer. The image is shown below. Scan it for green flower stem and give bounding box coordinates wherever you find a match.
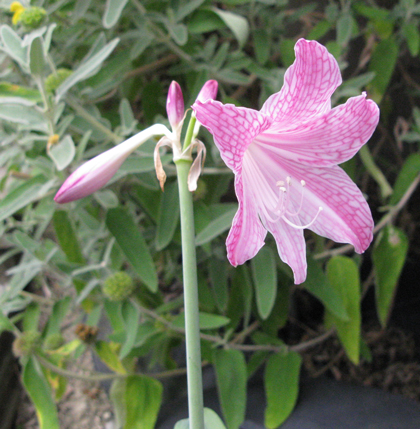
[183,113,197,151]
[175,154,205,429]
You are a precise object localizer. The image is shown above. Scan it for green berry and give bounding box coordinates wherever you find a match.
[12,331,41,357]
[19,7,46,30]
[102,272,135,301]
[45,69,73,93]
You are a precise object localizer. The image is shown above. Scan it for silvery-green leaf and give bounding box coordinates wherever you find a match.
[48,135,76,170]
[210,7,249,48]
[103,0,129,29]
[0,25,28,67]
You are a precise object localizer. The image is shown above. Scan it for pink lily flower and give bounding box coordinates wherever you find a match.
[192,39,380,284]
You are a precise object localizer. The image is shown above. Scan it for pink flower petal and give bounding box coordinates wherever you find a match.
[256,94,380,167]
[192,100,272,173]
[277,160,374,253]
[226,174,267,265]
[196,80,218,102]
[261,39,342,129]
[264,218,307,284]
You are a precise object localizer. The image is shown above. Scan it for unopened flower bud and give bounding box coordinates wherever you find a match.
[102,271,135,301]
[166,81,184,131]
[45,69,73,94]
[10,1,25,25]
[12,331,41,357]
[196,80,218,103]
[20,6,47,29]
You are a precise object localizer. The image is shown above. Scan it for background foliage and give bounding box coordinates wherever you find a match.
[1,0,420,428]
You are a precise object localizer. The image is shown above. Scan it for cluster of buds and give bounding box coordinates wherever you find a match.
[10,2,46,29]
[102,271,135,301]
[54,80,218,204]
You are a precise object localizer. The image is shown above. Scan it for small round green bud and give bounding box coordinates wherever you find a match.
[102,272,135,301]
[12,331,41,357]
[45,69,73,93]
[43,333,65,350]
[19,7,47,29]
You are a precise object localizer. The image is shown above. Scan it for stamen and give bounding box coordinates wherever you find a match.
[281,207,323,230]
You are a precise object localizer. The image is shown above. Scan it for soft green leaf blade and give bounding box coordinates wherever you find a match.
[373,225,408,326]
[106,208,158,292]
[53,210,85,264]
[209,257,228,312]
[103,0,129,29]
[110,378,127,429]
[44,296,72,337]
[22,356,60,429]
[171,311,230,330]
[253,28,270,65]
[389,153,420,205]
[211,7,249,48]
[174,419,189,429]
[303,257,348,320]
[29,37,45,76]
[124,375,163,429]
[368,37,398,103]
[1,25,27,67]
[0,175,47,223]
[0,82,41,103]
[48,135,75,171]
[55,38,120,101]
[156,181,180,251]
[251,247,277,320]
[324,256,361,364]
[0,103,47,130]
[195,205,237,245]
[95,341,127,374]
[213,349,247,429]
[119,300,140,359]
[402,22,420,57]
[264,351,302,429]
[336,13,353,46]
[204,408,227,429]
[0,312,15,334]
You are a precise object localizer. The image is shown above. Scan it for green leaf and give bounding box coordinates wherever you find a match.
[0,312,15,334]
[389,153,420,205]
[156,181,180,251]
[167,22,188,45]
[48,135,75,171]
[44,297,72,337]
[324,256,361,364]
[119,98,137,135]
[213,349,247,429]
[303,257,348,321]
[55,38,120,101]
[175,408,227,429]
[253,28,270,65]
[53,210,85,264]
[368,37,398,103]
[210,7,249,48]
[175,0,206,21]
[171,311,231,330]
[0,25,28,67]
[0,82,41,103]
[264,351,302,429]
[0,103,47,131]
[94,341,127,374]
[251,247,277,320]
[209,257,229,312]
[402,22,420,57]
[195,205,237,245]
[106,208,157,293]
[119,300,140,359]
[23,302,41,332]
[103,0,129,29]
[29,37,45,77]
[373,225,408,326]
[336,13,353,46]
[0,175,48,223]
[124,375,163,429]
[22,357,60,429]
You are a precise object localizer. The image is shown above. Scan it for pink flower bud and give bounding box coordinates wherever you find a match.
[166,81,185,130]
[196,80,218,103]
[54,124,170,203]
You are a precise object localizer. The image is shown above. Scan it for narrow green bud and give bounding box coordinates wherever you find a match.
[102,272,135,301]
[19,6,47,29]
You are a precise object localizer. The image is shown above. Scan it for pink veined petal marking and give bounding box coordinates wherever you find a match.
[193,38,380,284]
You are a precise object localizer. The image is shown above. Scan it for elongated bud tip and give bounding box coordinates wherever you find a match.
[196,80,218,103]
[166,81,185,130]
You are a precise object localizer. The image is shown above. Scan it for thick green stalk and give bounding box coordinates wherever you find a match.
[175,156,205,429]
